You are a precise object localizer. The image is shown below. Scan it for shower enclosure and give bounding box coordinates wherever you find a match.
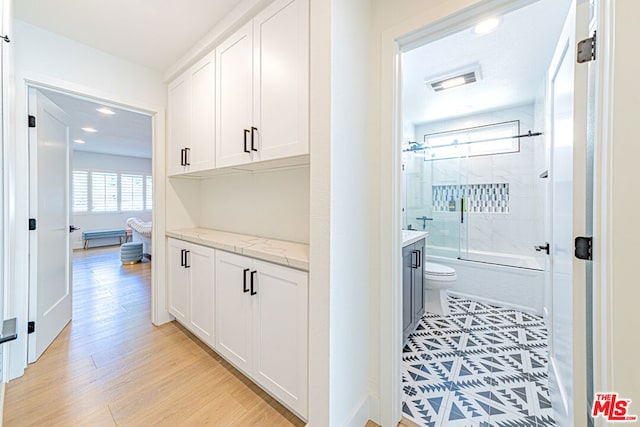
[402,119,546,271]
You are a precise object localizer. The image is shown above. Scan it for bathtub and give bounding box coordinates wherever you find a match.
[426,249,545,315]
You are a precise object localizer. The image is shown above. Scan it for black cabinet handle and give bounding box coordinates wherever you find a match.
[251,127,258,152]
[184,250,190,268]
[180,148,185,166]
[243,268,250,293]
[250,270,257,295]
[185,147,190,166]
[180,249,186,266]
[244,129,250,153]
[411,250,420,268]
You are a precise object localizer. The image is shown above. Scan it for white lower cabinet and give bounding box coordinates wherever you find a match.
[215,250,308,419]
[167,238,215,347]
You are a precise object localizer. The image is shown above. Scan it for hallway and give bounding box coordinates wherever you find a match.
[4,247,303,426]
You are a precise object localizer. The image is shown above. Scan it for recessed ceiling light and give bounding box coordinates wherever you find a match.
[97,107,115,115]
[73,139,85,144]
[473,17,501,35]
[81,127,97,133]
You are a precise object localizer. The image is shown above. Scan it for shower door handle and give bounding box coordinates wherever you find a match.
[460,197,465,224]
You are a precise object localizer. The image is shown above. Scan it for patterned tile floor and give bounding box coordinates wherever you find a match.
[402,296,555,427]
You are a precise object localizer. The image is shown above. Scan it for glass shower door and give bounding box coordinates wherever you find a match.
[420,151,463,259]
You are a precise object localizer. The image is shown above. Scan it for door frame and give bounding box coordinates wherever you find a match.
[7,76,168,379]
[377,0,594,425]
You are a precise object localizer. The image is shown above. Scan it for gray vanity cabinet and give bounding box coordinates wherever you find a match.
[402,238,425,343]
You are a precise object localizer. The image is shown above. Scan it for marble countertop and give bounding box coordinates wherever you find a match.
[166,228,309,271]
[402,230,428,247]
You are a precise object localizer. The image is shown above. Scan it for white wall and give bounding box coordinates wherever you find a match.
[197,167,310,244]
[8,19,166,381]
[71,151,152,249]
[329,0,372,425]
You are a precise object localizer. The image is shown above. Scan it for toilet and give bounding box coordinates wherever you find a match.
[424,262,457,316]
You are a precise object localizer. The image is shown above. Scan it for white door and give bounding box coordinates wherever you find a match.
[28,89,73,363]
[216,21,254,168]
[253,0,309,162]
[252,260,308,418]
[547,1,589,425]
[188,243,215,347]
[189,53,216,172]
[168,238,190,324]
[215,250,253,374]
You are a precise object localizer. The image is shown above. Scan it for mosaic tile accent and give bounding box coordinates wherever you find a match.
[432,184,509,213]
[402,296,555,426]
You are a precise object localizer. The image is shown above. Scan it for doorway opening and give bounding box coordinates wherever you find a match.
[27,86,154,364]
[392,0,590,425]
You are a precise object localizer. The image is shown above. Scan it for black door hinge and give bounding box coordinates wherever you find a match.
[28,321,35,334]
[577,31,596,63]
[1,35,9,43]
[29,218,36,231]
[28,115,36,128]
[575,236,593,260]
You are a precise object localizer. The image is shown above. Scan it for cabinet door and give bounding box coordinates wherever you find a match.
[215,250,253,374]
[412,239,425,322]
[188,243,215,347]
[252,260,308,418]
[216,21,254,168]
[253,0,309,162]
[402,245,414,343]
[167,72,190,176]
[168,238,190,324]
[189,52,216,172]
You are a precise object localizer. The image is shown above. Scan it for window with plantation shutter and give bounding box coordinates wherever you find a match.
[145,176,152,210]
[72,171,89,212]
[91,172,118,212]
[121,174,144,211]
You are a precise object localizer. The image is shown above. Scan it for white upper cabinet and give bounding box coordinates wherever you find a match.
[253,0,309,162]
[167,73,190,176]
[216,22,254,168]
[167,52,216,176]
[216,0,309,168]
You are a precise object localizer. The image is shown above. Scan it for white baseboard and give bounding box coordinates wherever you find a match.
[343,394,370,427]
[367,393,380,425]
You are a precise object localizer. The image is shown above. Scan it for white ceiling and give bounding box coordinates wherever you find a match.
[14,0,242,71]
[402,0,571,128]
[40,89,153,159]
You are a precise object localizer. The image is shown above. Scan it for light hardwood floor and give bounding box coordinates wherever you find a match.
[4,246,305,426]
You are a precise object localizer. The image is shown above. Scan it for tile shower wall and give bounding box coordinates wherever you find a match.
[405,104,546,269]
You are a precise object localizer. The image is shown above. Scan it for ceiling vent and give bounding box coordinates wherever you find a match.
[426,65,482,92]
